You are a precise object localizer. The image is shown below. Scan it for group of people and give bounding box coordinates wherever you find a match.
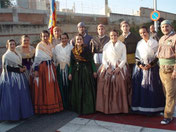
[0,19,176,125]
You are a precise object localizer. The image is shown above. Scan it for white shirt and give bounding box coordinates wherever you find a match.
[54,43,73,65]
[136,37,158,64]
[102,40,127,69]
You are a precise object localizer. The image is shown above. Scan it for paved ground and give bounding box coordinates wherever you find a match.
[57,117,176,132]
[1,110,176,132]
[0,51,176,132]
[0,110,78,132]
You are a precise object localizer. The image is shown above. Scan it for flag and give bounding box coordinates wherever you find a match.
[48,0,57,43]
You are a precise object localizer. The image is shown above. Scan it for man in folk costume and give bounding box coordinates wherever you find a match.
[118,21,140,74]
[52,26,61,47]
[149,24,160,41]
[90,24,110,69]
[157,20,176,125]
[70,22,92,49]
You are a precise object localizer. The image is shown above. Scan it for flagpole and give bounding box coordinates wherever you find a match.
[48,0,57,43]
[153,0,158,32]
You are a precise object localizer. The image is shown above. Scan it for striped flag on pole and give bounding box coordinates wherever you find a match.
[48,0,57,43]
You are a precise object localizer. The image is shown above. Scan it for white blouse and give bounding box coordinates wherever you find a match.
[54,43,73,65]
[135,37,158,64]
[102,40,127,69]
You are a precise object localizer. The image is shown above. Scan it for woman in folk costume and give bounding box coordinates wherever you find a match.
[96,29,131,114]
[131,26,165,114]
[0,39,33,120]
[16,35,35,72]
[54,33,73,109]
[68,34,97,114]
[32,30,63,114]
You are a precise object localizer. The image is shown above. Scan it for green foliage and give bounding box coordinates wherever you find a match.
[0,0,12,8]
[129,21,164,38]
[172,20,176,31]
[130,25,140,38]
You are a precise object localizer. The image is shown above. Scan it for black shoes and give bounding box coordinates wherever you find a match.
[160,118,173,125]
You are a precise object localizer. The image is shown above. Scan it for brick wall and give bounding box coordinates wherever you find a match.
[57,14,108,25]
[0,13,13,22]
[18,13,46,24]
[0,8,108,25]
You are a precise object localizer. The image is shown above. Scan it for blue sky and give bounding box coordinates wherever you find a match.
[58,0,176,15]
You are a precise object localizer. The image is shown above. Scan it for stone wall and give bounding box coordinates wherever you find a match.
[0,8,108,25]
[0,7,176,48]
[0,8,111,47]
[140,7,176,21]
[0,24,46,46]
[0,23,116,47]
[109,13,151,25]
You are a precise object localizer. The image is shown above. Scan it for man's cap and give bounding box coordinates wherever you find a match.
[77,22,85,28]
[161,20,172,26]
